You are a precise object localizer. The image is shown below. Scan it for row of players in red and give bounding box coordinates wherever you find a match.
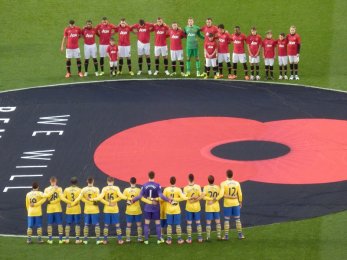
[61,17,301,81]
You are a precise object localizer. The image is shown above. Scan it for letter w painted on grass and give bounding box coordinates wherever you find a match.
[37,115,70,125]
[21,150,55,160]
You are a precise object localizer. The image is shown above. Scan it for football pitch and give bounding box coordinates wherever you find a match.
[1,0,347,259]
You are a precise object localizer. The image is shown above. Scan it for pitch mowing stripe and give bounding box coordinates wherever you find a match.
[0,78,347,95]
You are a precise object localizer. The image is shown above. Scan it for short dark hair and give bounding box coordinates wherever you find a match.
[70,177,78,185]
[280,32,285,37]
[139,19,145,25]
[235,25,240,29]
[130,177,136,184]
[120,18,126,22]
[188,173,194,182]
[86,20,92,24]
[69,20,75,25]
[218,24,224,29]
[208,175,214,184]
[148,171,155,179]
[170,176,176,185]
[102,17,107,20]
[157,17,162,20]
[107,176,114,182]
[110,37,115,41]
[206,17,212,21]
[87,177,94,184]
[251,26,256,31]
[50,176,57,182]
[226,169,233,178]
[32,182,39,189]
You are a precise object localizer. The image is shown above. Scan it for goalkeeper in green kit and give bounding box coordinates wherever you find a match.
[184,18,205,77]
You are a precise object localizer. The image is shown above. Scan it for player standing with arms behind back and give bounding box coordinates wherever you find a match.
[218,170,244,240]
[287,25,301,80]
[230,26,249,80]
[61,20,83,78]
[184,18,205,77]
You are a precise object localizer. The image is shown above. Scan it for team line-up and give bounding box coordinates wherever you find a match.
[61,17,301,81]
[26,170,244,245]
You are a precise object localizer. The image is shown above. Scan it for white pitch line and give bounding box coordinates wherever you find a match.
[16,165,47,168]
[3,186,32,192]
[9,174,43,181]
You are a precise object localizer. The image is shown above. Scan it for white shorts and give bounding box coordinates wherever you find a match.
[109,61,118,67]
[118,46,131,58]
[232,53,246,63]
[137,41,150,56]
[99,44,108,58]
[249,56,260,64]
[264,58,275,66]
[205,58,217,67]
[84,44,97,59]
[218,53,230,63]
[278,56,288,66]
[170,50,184,61]
[66,48,81,59]
[154,46,168,57]
[288,55,299,63]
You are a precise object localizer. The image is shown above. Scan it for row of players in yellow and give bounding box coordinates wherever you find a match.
[25,170,243,245]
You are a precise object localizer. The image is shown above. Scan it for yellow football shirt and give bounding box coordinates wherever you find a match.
[63,186,82,214]
[26,190,46,217]
[183,184,202,212]
[219,179,243,207]
[96,185,127,213]
[163,186,188,215]
[203,184,221,212]
[44,186,64,213]
[73,186,100,214]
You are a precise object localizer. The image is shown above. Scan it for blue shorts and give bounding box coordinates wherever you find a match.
[126,214,142,223]
[205,212,220,221]
[84,214,99,225]
[167,214,181,225]
[65,214,81,225]
[160,219,167,228]
[104,213,120,225]
[186,211,201,221]
[47,212,63,225]
[144,211,160,221]
[27,216,42,228]
[224,206,241,217]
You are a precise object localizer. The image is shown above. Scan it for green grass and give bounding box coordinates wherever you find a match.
[1,0,347,259]
[0,0,346,91]
[1,210,347,260]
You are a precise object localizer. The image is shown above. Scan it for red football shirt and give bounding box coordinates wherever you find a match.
[287,33,301,55]
[204,40,218,58]
[153,24,170,46]
[96,23,117,45]
[132,23,154,44]
[247,34,262,56]
[64,26,81,49]
[107,44,118,61]
[216,32,231,53]
[277,38,288,56]
[262,39,277,58]
[230,33,247,54]
[82,27,97,45]
[115,25,131,46]
[200,25,219,42]
[169,29,185,51]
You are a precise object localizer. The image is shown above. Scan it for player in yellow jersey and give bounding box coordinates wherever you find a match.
[123,177,153,243]
[159,197,167,239]
[62,177,82,244]
[203,175,222,240]
[93,176,127,245]
[25,182,47,244]
[44,176,72,244]
[72,177,101,245]
[163,176,188,245]
[183,173,203,243]
[219,169,244,240]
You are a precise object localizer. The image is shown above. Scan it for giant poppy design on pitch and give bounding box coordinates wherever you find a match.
[94,117,347,187]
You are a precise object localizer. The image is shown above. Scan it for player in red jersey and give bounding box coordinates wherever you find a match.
[82,20,99,77]
[215,24,232,79]
[277,33,288,80]
[106,38,118,76]
[287,25,301,80]
[200,18,219,75]
[203,33,218,79]
[262,30,277,80]
[114,18,134,76]
[96,17,117,75]
[168,22,185,76]
[60,20,83,78]
[132,19,154,75]
[230,26,249,80]
[246,27,262,81]
[153,17,170,76]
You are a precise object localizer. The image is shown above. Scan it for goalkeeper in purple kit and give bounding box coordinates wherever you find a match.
[132,171,172,244]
